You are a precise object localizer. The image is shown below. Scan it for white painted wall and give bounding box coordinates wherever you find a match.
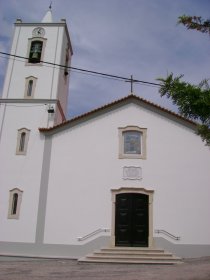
[44,103,210,245]
[0,105,46,242]
[55,26,72,123]
[0,18,72,242]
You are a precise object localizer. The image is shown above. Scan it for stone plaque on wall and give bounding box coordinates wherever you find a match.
[123,166,142,180]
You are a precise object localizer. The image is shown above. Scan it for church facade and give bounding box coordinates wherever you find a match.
[0,11,210,260]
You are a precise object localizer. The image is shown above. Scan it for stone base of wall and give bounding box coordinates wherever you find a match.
[0,237,210,259]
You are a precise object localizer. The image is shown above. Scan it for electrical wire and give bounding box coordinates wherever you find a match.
[0,51,160,87]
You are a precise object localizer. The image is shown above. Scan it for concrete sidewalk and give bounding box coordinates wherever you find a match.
[0,256,209,280]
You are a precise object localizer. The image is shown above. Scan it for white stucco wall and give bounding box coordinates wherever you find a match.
[55,26,72,123]
[0,18,72,243]
[0,105,47,242]
[44,103,210,245]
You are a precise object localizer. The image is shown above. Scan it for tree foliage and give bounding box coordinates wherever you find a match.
[178,15,210,34]
[157,74,210,144]
[157,15,210,145]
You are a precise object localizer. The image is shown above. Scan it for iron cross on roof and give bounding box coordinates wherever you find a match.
[125,75,138,94]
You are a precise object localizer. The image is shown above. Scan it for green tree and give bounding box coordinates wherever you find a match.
[178,15,210,34]
[157,16,210,145]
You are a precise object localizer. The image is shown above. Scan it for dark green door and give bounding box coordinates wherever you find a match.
[115,193,149,247]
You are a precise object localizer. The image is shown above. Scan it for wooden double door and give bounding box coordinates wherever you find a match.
[115,193,149,247]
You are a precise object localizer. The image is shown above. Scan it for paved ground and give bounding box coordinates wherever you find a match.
[0,256,210,280]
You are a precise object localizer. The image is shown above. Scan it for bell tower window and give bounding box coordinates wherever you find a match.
[27,80,33,96]
[64,46,70,79]
[29,41,43,63]
[26,38,47,65]
[24,76,37,98]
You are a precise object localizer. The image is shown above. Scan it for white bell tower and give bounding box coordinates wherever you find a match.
[0,9,73,243]
[1,8,73,126]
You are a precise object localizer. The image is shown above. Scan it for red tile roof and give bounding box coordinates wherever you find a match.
[39,94,197,133]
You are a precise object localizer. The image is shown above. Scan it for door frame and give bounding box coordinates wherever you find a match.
[111,187,154,248]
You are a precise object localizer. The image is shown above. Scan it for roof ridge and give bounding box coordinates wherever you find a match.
[39,94,196,132]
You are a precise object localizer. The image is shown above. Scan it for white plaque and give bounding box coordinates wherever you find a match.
[123,166,142,180]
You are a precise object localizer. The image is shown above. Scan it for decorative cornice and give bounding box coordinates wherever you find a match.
[15,22,66,27]
[0,98,57,104]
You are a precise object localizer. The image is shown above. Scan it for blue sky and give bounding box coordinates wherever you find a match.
[0,0,210,118]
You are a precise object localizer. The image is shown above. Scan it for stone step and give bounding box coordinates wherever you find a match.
[79,256,182,264]
[100,247,165,253]
[84,254,180,261]
[93,250,174,258]
[98,247,167,255]
[78,247,183,265]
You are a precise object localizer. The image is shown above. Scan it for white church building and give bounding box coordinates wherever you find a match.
[0,9,210,263]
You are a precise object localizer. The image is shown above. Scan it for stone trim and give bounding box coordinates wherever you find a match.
[16,128,30,155]
[25,37,47,66]
[24,76,37,99]
[8,188,23,219]
[118,126,147,159]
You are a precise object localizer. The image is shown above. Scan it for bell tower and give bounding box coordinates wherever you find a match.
[1,8,73,125]
[0,10,73,243]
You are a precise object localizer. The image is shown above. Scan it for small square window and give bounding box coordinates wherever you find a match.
[119,126,147,159]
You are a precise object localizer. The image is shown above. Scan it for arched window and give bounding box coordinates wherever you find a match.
[19,132,26,152]
[12,193,18,215]
[27,80,33,97]
[16,128,30,155]
[24,76,37,98]
[28,41,43,63]
[26,38,46,66]
[8,188,23,219]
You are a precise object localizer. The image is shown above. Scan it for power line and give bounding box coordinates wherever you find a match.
[0,51,160,87]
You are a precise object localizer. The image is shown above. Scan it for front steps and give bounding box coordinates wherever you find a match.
[78,247,182,264]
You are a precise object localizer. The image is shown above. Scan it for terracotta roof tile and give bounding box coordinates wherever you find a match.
[39,94,197,133]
